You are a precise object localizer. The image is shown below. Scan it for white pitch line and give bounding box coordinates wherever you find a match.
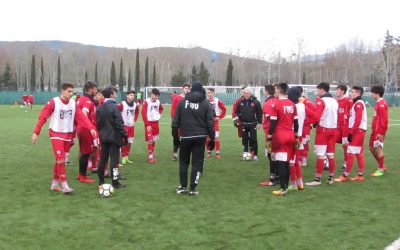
[385,237,400,250]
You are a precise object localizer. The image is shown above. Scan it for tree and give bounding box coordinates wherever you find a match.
[119,58,125,92]
[198,62,209,84]
[110,61,116,85]
[382,30,399,89]
[57,56,61,92]
[225,59,233,86]
[84,69,88,83]
[40,58,45,91]
[127,69,132,91]
[302,71,306,84]
[135,49,140,92]
[191,65,198,83]
[170,70,187,87]
[24,71,27,91]
[48,76,51,92]
[152,62,156,86]
[95,62,98,83]
[144,57,149,87]
[30,54,36,91]
[1,63,17,91]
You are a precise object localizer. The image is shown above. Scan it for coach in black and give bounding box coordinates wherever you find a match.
[96,87,128,189]
[235,87,263,160]
[172,81,215,195]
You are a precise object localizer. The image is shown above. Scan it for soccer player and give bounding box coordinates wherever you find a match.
[266,83,299,196]
[235,87,263,160]
[369,85,389,177]
[287,87,305,191]
[118,90,139,165]
[142,88,164,163]
[206,88,226,159]
[306,82,338,186]
[27,93,34,110]
[335,84,353,170]
[76,81,98,183]
[335,86,367,182]
[170,83,191,160]
[22,94,29,112]
[32,83,97,193]
[260,84,278,186]
[297,88,316,167]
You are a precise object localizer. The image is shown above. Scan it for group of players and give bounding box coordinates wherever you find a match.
[255,82,388,196]
[32,81,164,193]
[31,80,389,196]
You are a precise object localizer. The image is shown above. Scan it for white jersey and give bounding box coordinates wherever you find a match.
[319,97,338,129]
[208,97,223,116]
[295,102,305,137]
[49,97,76,133]
[121,101,137,127]
[349,99,368,131]
[145,98,161,121]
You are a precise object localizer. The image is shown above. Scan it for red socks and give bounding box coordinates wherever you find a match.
[316,158,324,176]
[345,154,355,175]
[328,158,336,176]
[377,156,385,170]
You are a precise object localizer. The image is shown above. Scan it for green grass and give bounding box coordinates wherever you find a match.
[0,104,399,249]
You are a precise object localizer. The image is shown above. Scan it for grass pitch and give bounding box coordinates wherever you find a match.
[0,104,399,249]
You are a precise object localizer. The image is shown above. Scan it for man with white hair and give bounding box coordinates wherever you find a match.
[235,87,263,160]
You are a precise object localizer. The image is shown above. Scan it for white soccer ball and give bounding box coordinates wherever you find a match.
[98,184,114,197]
[242,152,252,161]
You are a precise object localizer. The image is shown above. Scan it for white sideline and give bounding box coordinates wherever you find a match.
[385,237,400,250]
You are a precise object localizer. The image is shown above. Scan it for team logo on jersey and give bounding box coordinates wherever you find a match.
[283,105,294,114]
[59,110,73,120]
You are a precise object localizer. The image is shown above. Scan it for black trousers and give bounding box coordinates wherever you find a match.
[98,142,120,185]
[179,137,206,191]
[241,124,258,156]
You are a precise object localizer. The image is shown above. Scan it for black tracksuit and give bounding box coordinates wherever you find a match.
[235,96,262,156]
[96,99,128,186]
[172,91,215,191]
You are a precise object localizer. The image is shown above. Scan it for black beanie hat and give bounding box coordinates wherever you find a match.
[287,87,302,104]
[191,81,203,92]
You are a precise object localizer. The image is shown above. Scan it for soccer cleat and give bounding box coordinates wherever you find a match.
[350,175,365,182]
[327,177,334,185]
[305,179,322,186]
[189,190,199,196]
[62,186,74,194]
[50,185,62,192]
[112,182,127,189]
[206,153,212,158]
[121,157,127,165]
[78,175,96,183]
[259,179,275,186]
[334,175,348,182]
[297,183,304,190]
[176,186,187,194]
[216,153,221,159]
[65,161,75,166]
[148,158,156,164]
[288,185,298,191]
[272,189,288,196]
[371,170,384,177]
[126,158,134,164]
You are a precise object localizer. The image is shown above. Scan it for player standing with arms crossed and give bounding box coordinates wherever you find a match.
[118,90,139,165]
[206,88,226,159]
[335,86,367,182]
[32,83,97,193]
[306,82,338,186]
[170,83,190,161]
[142,88,163,163]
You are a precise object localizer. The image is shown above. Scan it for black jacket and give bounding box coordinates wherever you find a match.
[172,91,215,139]
[235,96,262,124]
[96,99,128,146]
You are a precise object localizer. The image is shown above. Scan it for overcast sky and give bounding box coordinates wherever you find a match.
[1,0,399,58]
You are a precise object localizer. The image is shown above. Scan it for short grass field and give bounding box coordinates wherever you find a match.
[0,104,399,250]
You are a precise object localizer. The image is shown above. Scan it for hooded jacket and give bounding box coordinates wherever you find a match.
[172,91,215,139]
[235,96,262,124]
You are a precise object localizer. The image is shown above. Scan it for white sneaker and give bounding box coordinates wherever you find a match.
[305,180,322,186]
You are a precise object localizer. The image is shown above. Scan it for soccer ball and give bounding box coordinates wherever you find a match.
[242,152,253,161]
[98,184,114,197]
